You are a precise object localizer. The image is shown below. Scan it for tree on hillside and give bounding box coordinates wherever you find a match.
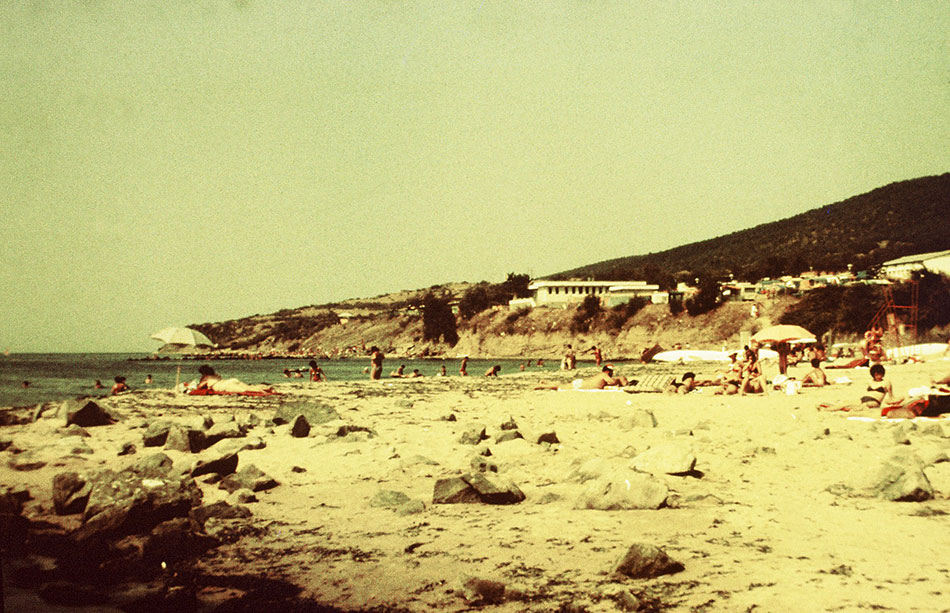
[643,264,674,291]
[422,293,459,346]
[500,273,531,299]
[458,285,491,320]
[570,294,602,333]
[685,277,722,316]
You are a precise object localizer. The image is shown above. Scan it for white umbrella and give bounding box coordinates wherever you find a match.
[150,326,213,347]
[751,324,816,345]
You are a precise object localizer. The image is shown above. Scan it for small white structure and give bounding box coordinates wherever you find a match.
[510,280,660,309]
[879,250,950,280]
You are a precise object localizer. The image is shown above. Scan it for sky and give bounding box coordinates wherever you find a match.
[1,1,948,352]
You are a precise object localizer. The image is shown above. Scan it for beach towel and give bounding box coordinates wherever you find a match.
[187,387,280,397]
[827,358,869,369]
[623,374,676,394]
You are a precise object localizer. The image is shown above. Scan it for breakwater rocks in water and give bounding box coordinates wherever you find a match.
[2,364,950,611]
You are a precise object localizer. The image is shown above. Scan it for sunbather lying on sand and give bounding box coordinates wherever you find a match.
[197,365,275,394]
[535,365,629,390]
[666,372,696,394]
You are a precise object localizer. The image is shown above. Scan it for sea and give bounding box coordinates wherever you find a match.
[0,353,615,409]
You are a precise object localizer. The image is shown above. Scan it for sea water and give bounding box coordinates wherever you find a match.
[0,353,606,408]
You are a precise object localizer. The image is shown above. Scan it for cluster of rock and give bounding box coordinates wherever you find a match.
[431,417,563,506]
[829,420,950,502]
[1,396,291,609]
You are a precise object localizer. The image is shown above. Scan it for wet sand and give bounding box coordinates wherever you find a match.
[3,359,950,611]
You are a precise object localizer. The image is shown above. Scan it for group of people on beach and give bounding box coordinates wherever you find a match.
[282,361,326,382]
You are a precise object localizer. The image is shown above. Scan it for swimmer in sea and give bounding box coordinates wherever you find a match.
[111,376,130,395]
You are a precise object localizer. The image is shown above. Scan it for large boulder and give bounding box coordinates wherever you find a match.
[290,415,311,438]
[164,425,208,453]
[433,473,525,505]
[75,468,203,542]
[143,421,174,447]
[619,409,658,430]
[631,444,697,475]
[273,400,340,426]
[59,398,115,428]
[190,451,239,478]
[218,464,278,493]
[191,501,253,524]
[131,452,175,478]
[613,543,685,578]
[574,472,669,510]
[458,424,488,445]
[871,449,934,502]
[204,421,246,446]
[52,472,92,515]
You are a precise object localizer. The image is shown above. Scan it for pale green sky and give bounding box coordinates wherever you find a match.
[1,1,947,352]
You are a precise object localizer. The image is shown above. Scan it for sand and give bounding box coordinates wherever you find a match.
[3,359,950,612]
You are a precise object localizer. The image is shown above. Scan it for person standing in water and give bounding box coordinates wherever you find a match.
[459,356,469,376]
[309,360,326,382]
[369,346,384,380]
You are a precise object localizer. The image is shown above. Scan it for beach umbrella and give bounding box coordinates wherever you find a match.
[150,326,213,347]
[751,324,816,345]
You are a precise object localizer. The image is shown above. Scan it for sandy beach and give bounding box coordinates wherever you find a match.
[3,359,950,612]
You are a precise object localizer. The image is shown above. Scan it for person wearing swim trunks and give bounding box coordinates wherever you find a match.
[459,356,469,376]
[535,364,628,390]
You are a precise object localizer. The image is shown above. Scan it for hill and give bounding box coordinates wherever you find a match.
[551,173,950,285]
[190,174,950,357]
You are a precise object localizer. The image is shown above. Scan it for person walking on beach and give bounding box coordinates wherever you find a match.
[369,346,384,380]
[591,345,602,367]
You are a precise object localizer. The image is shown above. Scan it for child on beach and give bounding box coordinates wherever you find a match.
[485,365,501,377]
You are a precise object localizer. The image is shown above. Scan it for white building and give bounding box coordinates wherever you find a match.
[509,280,661,309]
[879,250,950,280]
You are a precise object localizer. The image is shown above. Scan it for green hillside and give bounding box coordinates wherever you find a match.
[551,173,950,286]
